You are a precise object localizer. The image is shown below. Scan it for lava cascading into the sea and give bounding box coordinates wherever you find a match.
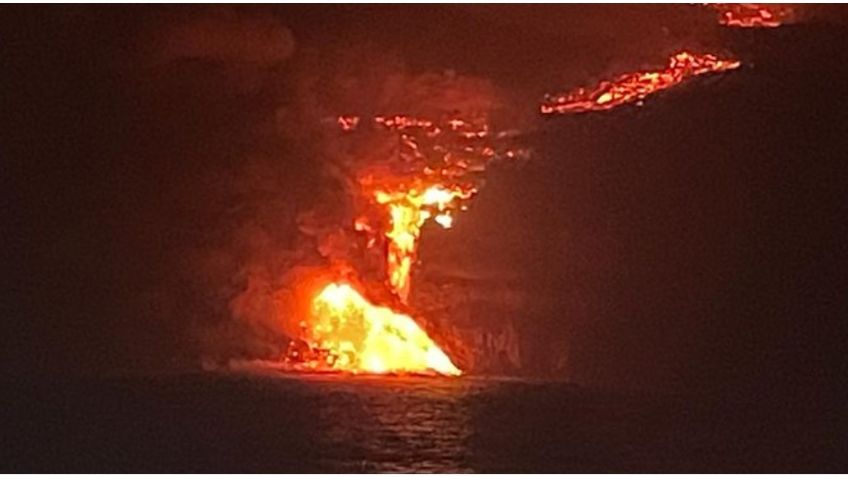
[353,113,520,302]
[708,3,795,28]
[541,51,741,115]
[283,105,524,376]
[287,283,462,376]
[370,184,474,302]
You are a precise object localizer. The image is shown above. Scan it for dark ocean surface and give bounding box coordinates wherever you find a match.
[4,370,838,472]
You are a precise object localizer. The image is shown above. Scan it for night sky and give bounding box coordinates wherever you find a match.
[4,5,846,404]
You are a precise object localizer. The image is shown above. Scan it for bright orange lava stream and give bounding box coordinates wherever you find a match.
[708,3,794,28]
[541,51,741,115]
[286,50,740,377]
[285,112,509,376]
[291,283,461,376]
[291,184,474,375]
[373,184,475,302]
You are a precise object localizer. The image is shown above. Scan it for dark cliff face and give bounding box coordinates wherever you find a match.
[419,26,848,391]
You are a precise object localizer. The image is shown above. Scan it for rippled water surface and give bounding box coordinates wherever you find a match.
[5,371,834,472]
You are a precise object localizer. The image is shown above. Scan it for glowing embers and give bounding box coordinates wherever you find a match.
[287,282,461,376]
[541,51,741,115]
[337,115,360,131]
[708,3,794,28]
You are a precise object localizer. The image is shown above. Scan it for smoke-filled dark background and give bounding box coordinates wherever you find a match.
[3,4,846,403]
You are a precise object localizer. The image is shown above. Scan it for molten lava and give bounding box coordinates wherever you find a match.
[282,107,525,376]
[284,182,472,376]
[287,282,461,376]
[708,3,795,28]
[351,113,521,302]
[541,51,741,115]
[371,183,475,301]
[278,48,742,377]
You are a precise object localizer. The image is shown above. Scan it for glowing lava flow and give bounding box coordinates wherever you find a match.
[371,184,475,302]
[541,51,741,115]
[351,113,516,303]
[290,283,462,376]
[287,185,472,376]
[282,49,741,377]
[284,110,523,376]
[708,3,794,28]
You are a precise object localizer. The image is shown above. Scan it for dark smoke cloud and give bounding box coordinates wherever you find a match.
[152,9,294,66]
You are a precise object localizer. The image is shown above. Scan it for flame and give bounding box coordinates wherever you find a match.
[288,282,461,376]
[278,49,742,377]
[541,51,741,115]
[371,183,475,301]
[350,112,522,303]
[284,181,474,377]
[708,3,795,28]
[284,104,525,376]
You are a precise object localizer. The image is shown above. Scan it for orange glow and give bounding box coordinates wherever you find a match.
[284,109,523,377]
[372,184,475,301]
[351,112,520,303]
[337,115,360,131]
[287,282,461,376]
[708,4,794,28]
[541,51,741,115]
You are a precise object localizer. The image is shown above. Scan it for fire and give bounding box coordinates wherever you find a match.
[288,282,462,376]
[708,3,795,28]
[348,112,522,305]
[273,48,743,377]
[283,181,473,376]
[280,73,527,377]
[282,111,517,376]
[541,51,741,114]
[371,183,475,301]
